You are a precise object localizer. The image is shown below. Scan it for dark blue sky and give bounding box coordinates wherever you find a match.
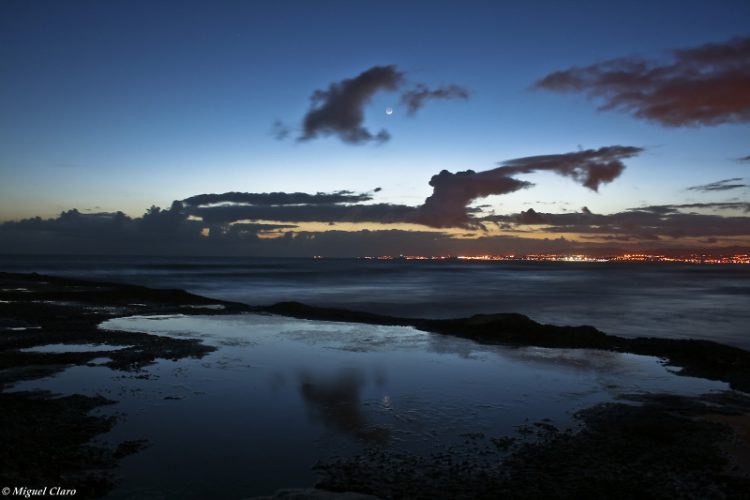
[1,0,748,255]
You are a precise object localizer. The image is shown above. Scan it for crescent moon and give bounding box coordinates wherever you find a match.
[385,107,393,115]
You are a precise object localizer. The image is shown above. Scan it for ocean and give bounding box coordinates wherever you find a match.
[2,254,749,349]
[4,254,747,498]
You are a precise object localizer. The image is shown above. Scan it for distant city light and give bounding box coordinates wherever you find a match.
[343,254,750,264]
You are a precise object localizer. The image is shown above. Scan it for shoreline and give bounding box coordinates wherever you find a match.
[4,271,750,392]
[2,271,750,498]
[261,301,750,393]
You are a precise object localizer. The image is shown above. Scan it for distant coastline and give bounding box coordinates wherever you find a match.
[355,253,750,264]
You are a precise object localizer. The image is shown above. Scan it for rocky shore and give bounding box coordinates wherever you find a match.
[1,271,749,499]
[312,391,750,499]
[264,301,750,393]
[1,272,249,498]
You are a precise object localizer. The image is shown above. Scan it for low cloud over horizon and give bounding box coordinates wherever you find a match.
[2,147,748,256]
[536,37,750,127]
[3,202,748,257]
[490,203,750,241]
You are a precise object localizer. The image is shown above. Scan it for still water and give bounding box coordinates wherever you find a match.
[11,313,727,498]
[1,255,748,349]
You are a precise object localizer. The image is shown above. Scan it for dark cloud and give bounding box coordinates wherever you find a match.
[515,208,547,224]
[738,155,750,163]
[416,146,641,228]
[183,191,372,207]
[417,168,532,228]
[0,145,641,260]
[292,65,470,144]
[490,203,750,240]
[6,148,750,256]
[0,209,189,255]
[687,178,747,192]
[299,65,404,144]
[271,120,291,140]
[647,202,750,213]
[187,202,418,225]
[3,204,748,257]
[181,189,415,225]
[184,146,639,230]
[497,146,641,191]
[139,201,187,234]
[535,37,750,127]
[0,206,298,256]
[400,84,470,115]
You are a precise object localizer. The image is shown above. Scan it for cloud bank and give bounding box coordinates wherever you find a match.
[181,189,417,225]
[183,191,373,207]
[3,147,747,256]
[536,37,750,127]
[3,201,748,257]
[4,203,747,257]
[491,203,750,241]
[179,146,640,230]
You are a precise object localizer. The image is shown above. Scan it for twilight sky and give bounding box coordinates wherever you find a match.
[1,0,749,256]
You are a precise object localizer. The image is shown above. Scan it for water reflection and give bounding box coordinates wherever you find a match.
[298,368,390,444]
[12,313,732,499]
[20,343,131,353]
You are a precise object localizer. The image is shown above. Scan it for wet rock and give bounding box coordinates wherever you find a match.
[0,272,254,497]
[113,439,149,459]
[314,391,750,499]
[0,391,116,497]
[249,488,382,499]
[263,298,750,393]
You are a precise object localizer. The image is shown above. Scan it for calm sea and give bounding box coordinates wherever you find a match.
[1,254,749,349]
